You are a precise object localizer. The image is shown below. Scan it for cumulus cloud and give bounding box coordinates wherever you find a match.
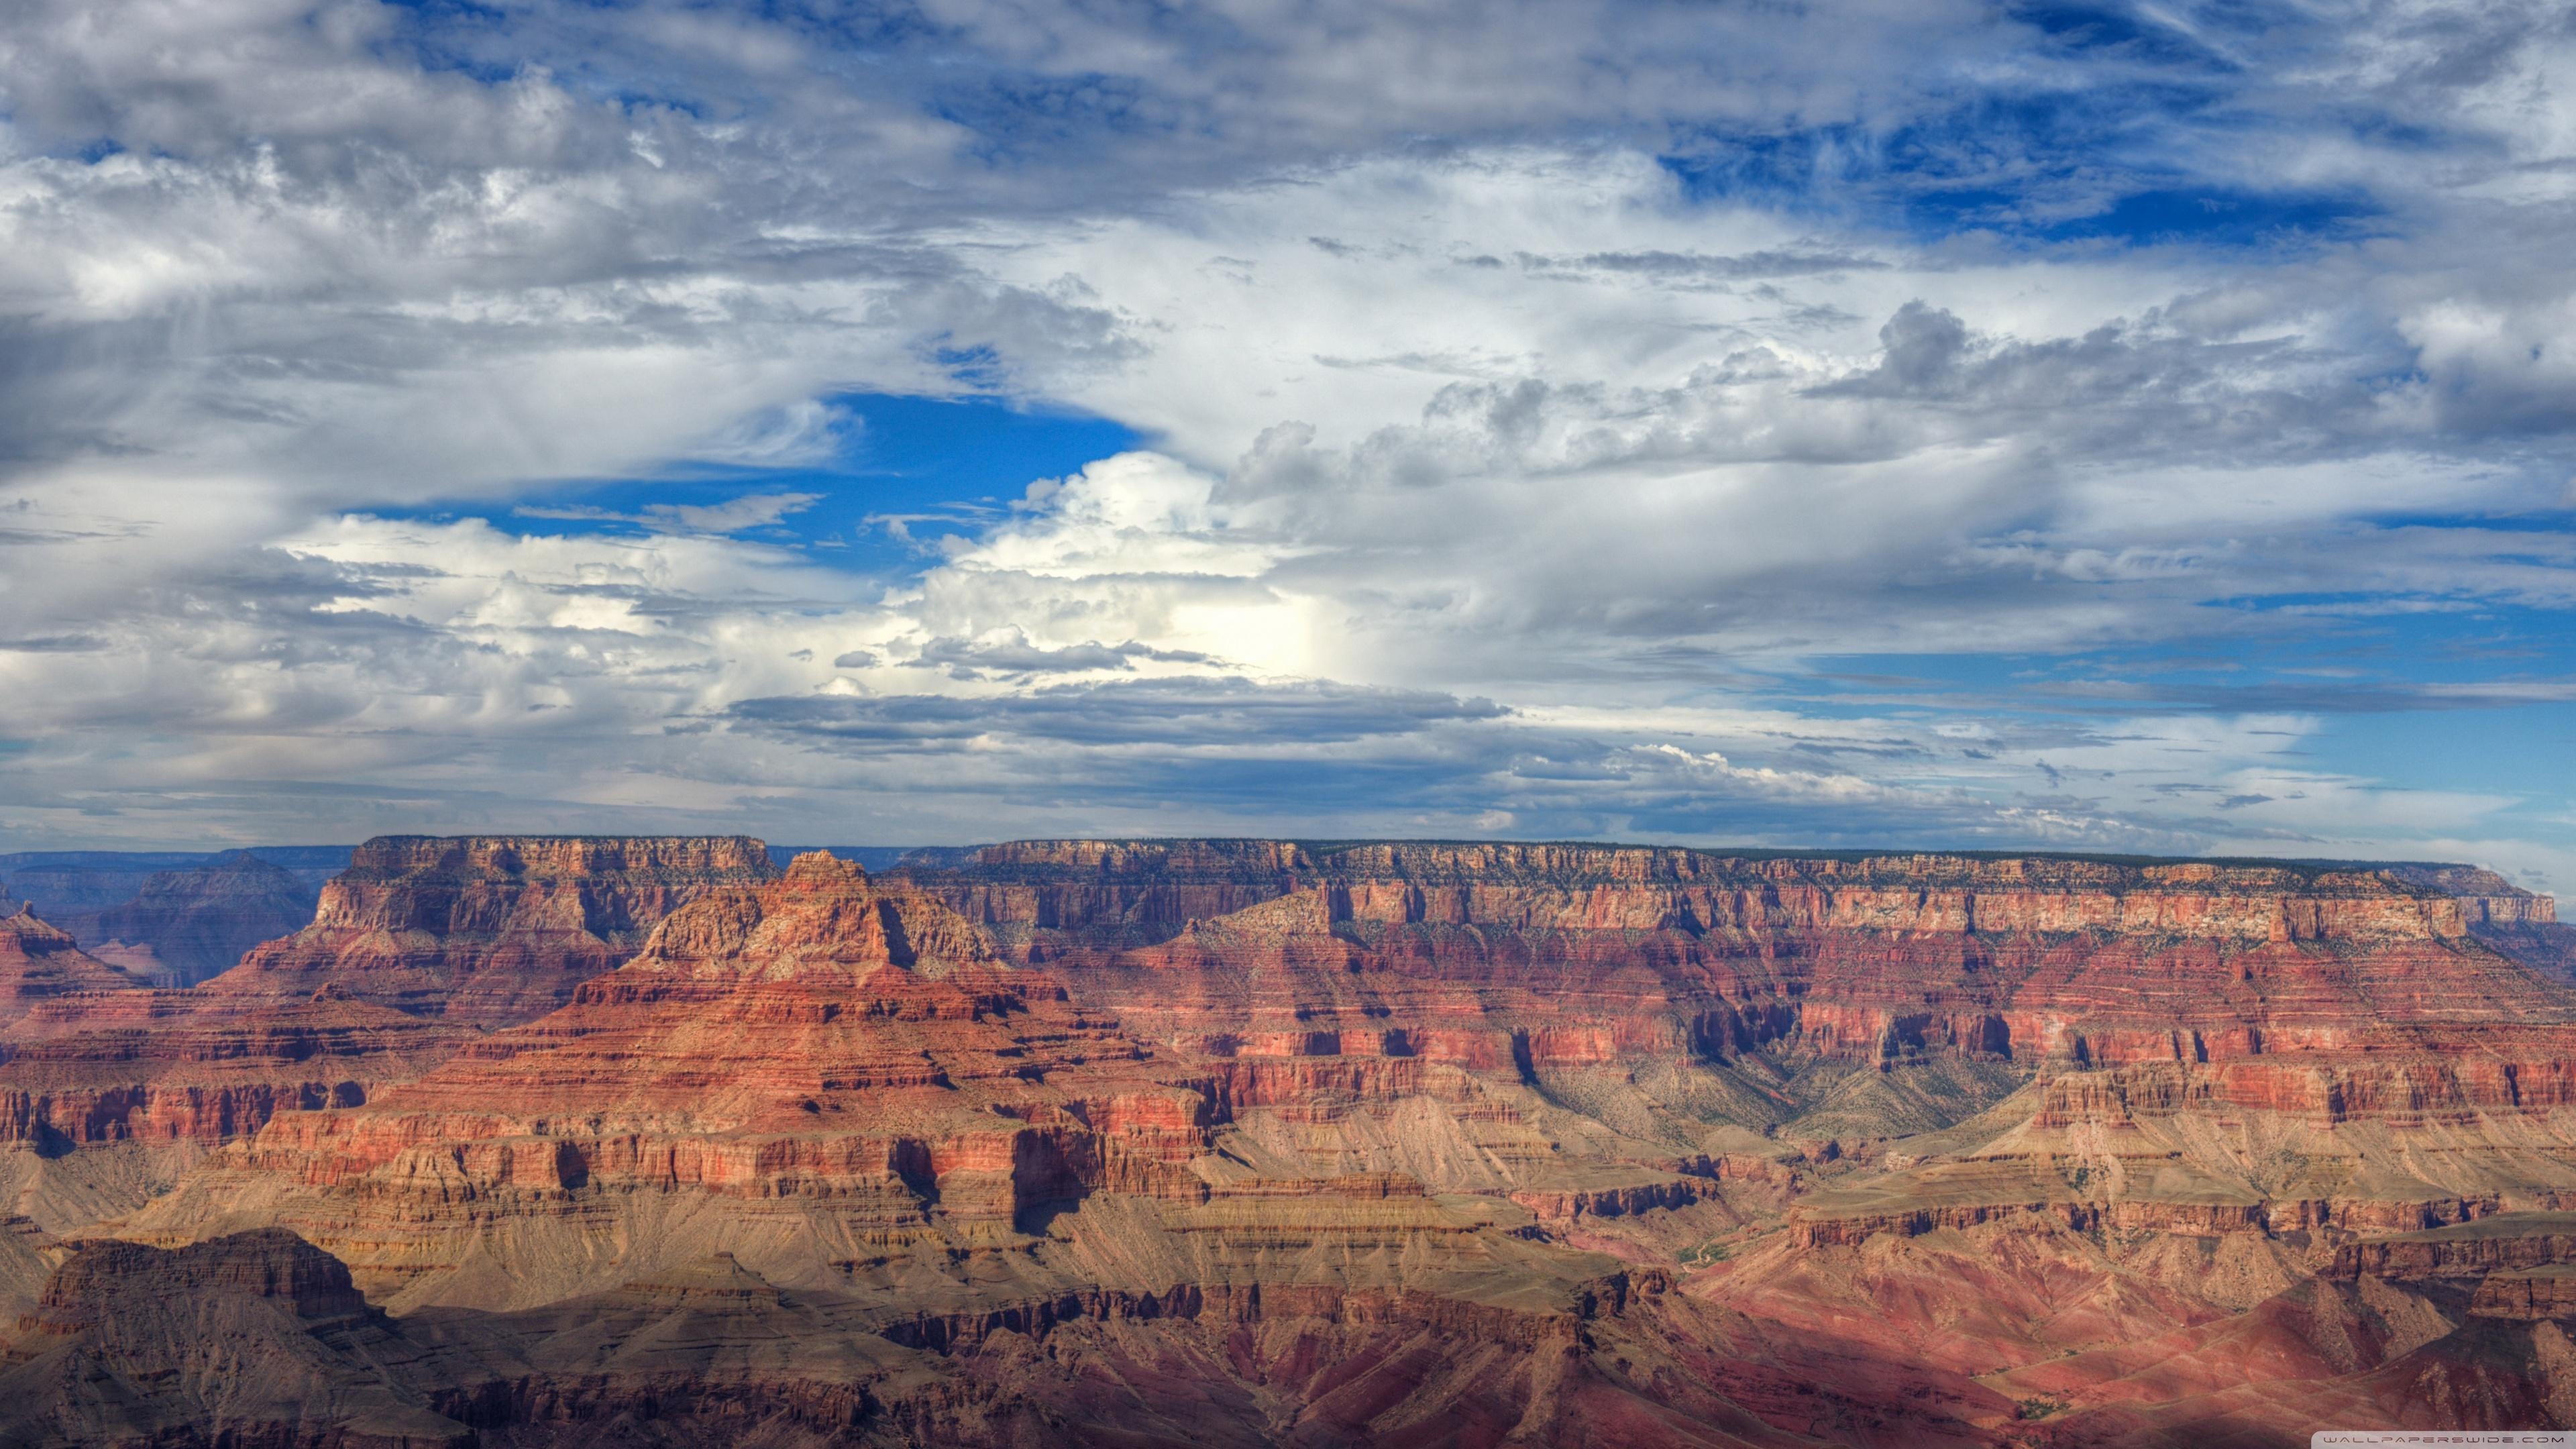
[0,0,2572,888]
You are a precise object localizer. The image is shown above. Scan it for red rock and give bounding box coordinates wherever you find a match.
[2329,1213,2576,1280]
[902,843,2567,1083]
[0,988,464,1151]
[0,836,773,1157]
[2469,1268,2576,1325]
[0,906,146,1024]
[11,836,2576,1444]
[199,835,779,1026]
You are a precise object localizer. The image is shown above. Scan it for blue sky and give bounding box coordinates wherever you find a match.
[385,395,1144,578]
[0,0,2571,890]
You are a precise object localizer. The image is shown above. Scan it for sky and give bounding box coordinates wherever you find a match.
[1,1,2573,889]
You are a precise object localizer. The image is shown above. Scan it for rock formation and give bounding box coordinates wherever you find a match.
[0,907,146,1026]
[7,836,2576,1443]
[0,837,777,1232]
[199,835,780,1026]
[53,851,321,986]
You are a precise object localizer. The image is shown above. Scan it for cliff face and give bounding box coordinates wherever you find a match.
[11,836,2576,1445]
[136,853,1203,1308]
[0,989,463,1157]
[0,837,775,1163]
[0,907,146,1025]
[906,839,2496,938]
[2390,864,2560,926]
[899,841,2571,1085]
[199,835,779,1026]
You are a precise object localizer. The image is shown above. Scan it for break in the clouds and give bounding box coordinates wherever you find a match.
[0,1,2572,887]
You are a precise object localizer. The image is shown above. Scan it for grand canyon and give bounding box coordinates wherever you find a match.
[1,834,2572,1446]
[14,0,2574,1439]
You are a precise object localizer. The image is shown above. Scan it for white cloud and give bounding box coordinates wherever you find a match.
[0,0,2571,891]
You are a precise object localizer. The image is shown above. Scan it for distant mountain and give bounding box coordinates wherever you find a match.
[764,844,914,872]
[0,848,352,987]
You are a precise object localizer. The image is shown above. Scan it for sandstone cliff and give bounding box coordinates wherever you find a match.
[0,837,777,1186]
[199,834,780,1025]
[7,835,2575,1445]
[0,906,146,1024]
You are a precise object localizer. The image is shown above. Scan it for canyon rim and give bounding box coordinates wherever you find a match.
[5,836,2576,1444]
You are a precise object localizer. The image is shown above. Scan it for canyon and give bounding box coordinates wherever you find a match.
[5,850,347,988]
[3,835,2575,1445]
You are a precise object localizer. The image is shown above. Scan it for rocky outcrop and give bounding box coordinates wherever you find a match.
[899,843,2569,1082]
[0,1228,476,1448]
[894,841,2576,1288]
[32,1226,374,1323]
[125,854,1193,1305]
[0,989,460,1150]
[0,906,145,1024]
[0,837,777,1158]
[2473,1267,2576,1320]
[199,835,779,1026]
[1510,1173,1703,1222]
[906,841,2500,949]
[2390,864,2559,927]
[2330,1214,2576,1281]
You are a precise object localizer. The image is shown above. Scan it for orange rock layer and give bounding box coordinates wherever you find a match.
[200,834,778,1026]
[5,835,2575,1446]
[0,836,775,1152]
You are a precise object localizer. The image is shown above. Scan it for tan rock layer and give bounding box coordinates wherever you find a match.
[199,833,780,1026]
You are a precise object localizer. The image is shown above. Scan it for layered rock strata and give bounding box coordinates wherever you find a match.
[0,837,777,1187]
[200,834,780,1025]
[7,836,2576,1444]
[902,841,2576,1222]
[88,857,1851,1442]
[127,853,1189,1306]
[0,989,462,1160]
[897,843,2563,1076]
[0,908,145,1025]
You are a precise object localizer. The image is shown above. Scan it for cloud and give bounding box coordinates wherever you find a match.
[734,676,1507,748]
[518,492,824,535]
[0,0,2572,893]
[1519,249,1890,283]
[910,632,1211,677]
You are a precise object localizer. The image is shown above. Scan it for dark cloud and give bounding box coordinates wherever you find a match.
[0,636,107,653]
[910,635,1213,676]
[731,677,1507,749]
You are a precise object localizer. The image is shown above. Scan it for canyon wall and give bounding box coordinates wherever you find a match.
[199,834,780,1024]
[4,835,2574,1445]
[0,836,780,1162]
